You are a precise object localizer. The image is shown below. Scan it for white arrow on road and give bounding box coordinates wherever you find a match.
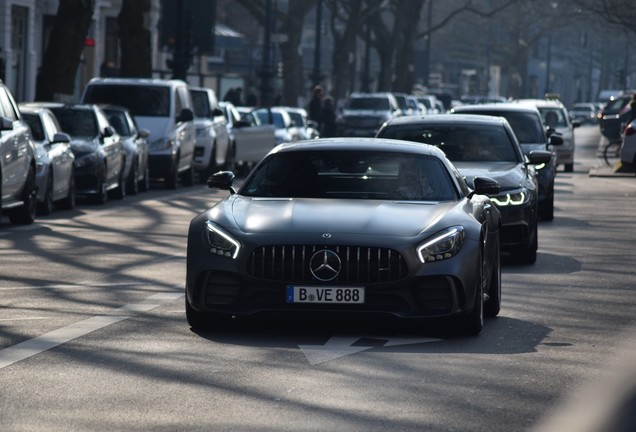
[299,335,441,365]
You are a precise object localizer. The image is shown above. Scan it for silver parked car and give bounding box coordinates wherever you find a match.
[100,105,151,195]
[19,105,76,215]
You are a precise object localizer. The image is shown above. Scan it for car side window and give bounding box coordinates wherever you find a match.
[0,87,18,121]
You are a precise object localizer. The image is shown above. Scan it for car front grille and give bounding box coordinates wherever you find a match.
[247,245,408,284]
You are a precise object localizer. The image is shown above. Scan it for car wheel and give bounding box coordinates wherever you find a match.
[92,174,108,205]
[564,163,574,173]
[457,248,484,336]
[484,245,501,318]
[58,173,75,210]
[139,166,150,192]
[166,157,179,189]
[540,183,554,221]
[517,227,538,265]
[126,161,139,195]
[111,168,126,200]
[8,165,37,225]
[38,172,54,216]
[181,166,194,187]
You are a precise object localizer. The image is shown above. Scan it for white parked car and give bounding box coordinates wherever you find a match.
[282,107,319,140]
[189,86,231,182]
[19,105,76,215]
[619,118,636,175]
[253,107,303,145]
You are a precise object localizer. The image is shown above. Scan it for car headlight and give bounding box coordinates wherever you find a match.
[150,136,175,151]
[417,226,465,263]
[490,189,529,206]
[203,220,240,259]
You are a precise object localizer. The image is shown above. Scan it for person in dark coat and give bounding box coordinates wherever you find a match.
[307,85,324,130]
[320,96,337,138]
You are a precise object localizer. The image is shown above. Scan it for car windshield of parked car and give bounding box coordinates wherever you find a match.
[22,113,45,141]
[255,110,286,129]
[380,124,520,162]
[84,85,170,117]
[103,110,131,137]
[346,97,391,110]
[240,150,457,201]
[190,91,211,118]
[458,110,545,144]
[50,108,98,138]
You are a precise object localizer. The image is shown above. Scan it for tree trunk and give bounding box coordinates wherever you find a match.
[35,0,94,102]
[329,0,364,102]
[118,0,152,78]
[392,0,424,93]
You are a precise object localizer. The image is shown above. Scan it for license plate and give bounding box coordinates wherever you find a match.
[286,286,365,304]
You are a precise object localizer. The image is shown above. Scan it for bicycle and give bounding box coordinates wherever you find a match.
[603,139,622,166]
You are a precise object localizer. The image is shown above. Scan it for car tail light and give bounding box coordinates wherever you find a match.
[625,125,636,136]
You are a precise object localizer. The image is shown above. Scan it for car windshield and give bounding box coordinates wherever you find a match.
[346,97,390,110]
[380,124,520,162]
[240,150,457,201]
[50,108,98,138]
[83,85,170,117]
[190,91,211,118]
[103,110,131,136]
[458,110,545,144]
[22,113,45,141]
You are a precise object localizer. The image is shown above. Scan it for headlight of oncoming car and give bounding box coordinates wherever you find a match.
[203,220,240,259]
[417,226,465,263]
[490,189,529,206]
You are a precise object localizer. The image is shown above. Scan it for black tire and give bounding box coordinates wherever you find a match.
[92,173,108,205]
[181,166,194,187]
[540,184,554,221]
[603,141,621,166]
[58,173,75,210]
[165,157,178,189]
[126,161,139,195]
[139,166,150,192]
[9,165,37,225]
[517,226,538,265]
[564,163,574,173]
[484,245,501,318]
[37,172,54,216]
[111,168,126,200]
[457,248,484,336]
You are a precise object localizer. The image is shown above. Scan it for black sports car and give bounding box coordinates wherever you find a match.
[186,138,502,335]
[377,114,552,264]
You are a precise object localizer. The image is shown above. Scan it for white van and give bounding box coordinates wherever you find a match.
[82,78,196,189]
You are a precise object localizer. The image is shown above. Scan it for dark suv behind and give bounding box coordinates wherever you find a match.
[0,81,37,225]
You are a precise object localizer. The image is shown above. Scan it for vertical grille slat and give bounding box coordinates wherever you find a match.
[247,244,408,284]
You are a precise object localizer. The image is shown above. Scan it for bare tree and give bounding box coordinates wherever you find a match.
[118,0,152,78]
[35,0,94,101]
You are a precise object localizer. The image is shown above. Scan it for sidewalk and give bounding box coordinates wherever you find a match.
[588,136,634,178]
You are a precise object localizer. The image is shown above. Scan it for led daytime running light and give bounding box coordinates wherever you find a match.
[491,191,526,206]
[205,220,240,259]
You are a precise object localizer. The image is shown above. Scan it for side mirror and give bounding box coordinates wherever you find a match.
[207,170,236,194]
[103,126,115,138]
[549,134,563,146]
[52,132,71,143]
[138,128,150,139]
[572,120,581,128]
[472,176,500,196]
[177,108,194,123]
[213,108,224,117]
[234,119,251,128]
[526,150,552,165]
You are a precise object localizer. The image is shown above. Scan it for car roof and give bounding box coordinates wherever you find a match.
[272,137,445,157]
[514,98,565,109]
[20,102,96,111]
[451,103,541,114]
[86,77,188,88]
[385,113,509,127]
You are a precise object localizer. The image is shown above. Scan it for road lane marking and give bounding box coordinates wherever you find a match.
[299,336,441,365]
[0,292,183,369]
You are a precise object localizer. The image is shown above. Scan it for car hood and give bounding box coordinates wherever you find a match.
[453,161,525,190]
[69,137,99,157]
[219,195,459,237]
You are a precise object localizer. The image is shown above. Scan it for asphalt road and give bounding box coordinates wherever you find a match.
[1,125,635,431]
